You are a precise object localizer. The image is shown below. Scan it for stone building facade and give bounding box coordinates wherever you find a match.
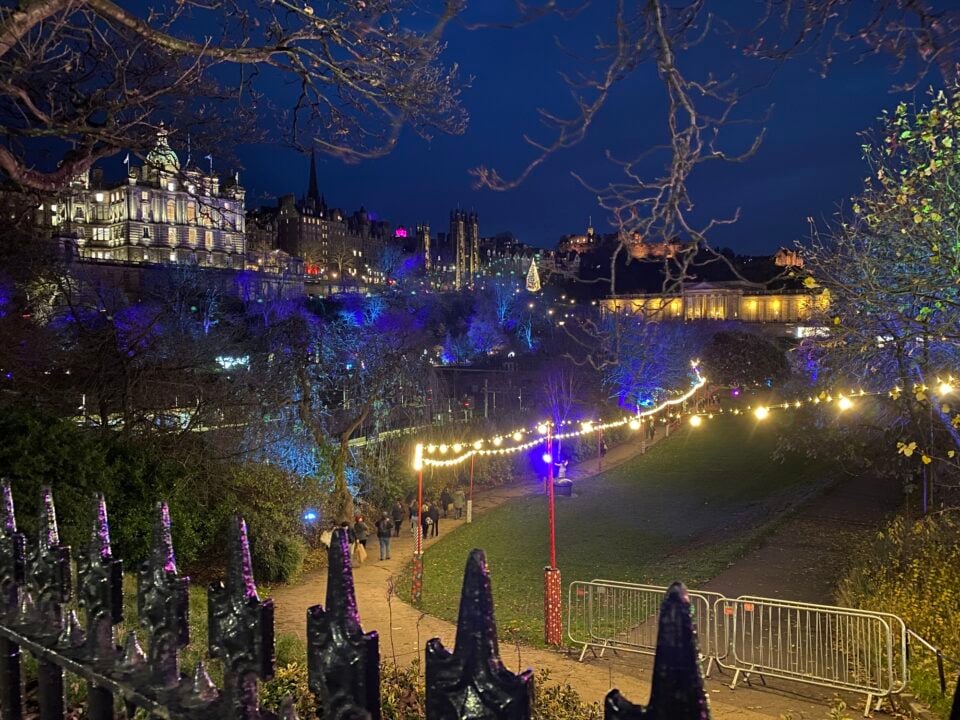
[48,127,247,269]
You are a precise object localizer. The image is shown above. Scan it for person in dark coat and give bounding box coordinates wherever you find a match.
[409,498,419,529]
[391,501,405,537]
[440,487,453,518]
[428,502,441,537]
[375,513,393,560]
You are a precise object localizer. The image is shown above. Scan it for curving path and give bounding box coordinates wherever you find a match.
[268,426,889,718]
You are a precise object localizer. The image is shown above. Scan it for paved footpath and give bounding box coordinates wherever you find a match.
[269,426,896,718]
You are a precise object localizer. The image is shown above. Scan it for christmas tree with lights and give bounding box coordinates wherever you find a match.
[526,258,541,293]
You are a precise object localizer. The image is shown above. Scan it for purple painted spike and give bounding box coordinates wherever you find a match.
[91,493,112,560]
[324,527,361,631]
[229,516,258,601]
[154,502,177,574]
[1,481,16,533]
[38,486,59,549]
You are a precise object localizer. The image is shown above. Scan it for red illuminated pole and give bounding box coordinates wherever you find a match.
[547,424,556,569]
[412,444,424,603]
[544,422,561,645]
[416,467,423,555]
[597,427,603,472]
[468,454,475,524]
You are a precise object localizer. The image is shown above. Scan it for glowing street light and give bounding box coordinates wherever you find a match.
[537,423,549,435]
[628,418,641,431]
[837,396,853,411]
[512,431,523,442]
[939,381,953,396]
[689,415,703,427]
[754,406,770,420]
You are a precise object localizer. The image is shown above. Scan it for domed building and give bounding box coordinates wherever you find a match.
[45,125,247,270]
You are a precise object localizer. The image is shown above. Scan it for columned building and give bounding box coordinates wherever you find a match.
[599,281,830,336]
[51,126,246,269]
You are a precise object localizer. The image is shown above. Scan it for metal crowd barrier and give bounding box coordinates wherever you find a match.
[567,580,723,666]
[714,596,907,715]
[568,580,909,715]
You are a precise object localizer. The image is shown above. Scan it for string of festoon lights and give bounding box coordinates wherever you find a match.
[688,376,959,423]
[412,361,707,470]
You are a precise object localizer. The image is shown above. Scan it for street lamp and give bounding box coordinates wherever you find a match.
[412,443,425,602]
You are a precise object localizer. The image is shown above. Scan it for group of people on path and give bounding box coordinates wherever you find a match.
[335,486,468,565]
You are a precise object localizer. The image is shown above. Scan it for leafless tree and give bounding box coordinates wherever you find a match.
[472,0,959,299]
[0,0,466,191]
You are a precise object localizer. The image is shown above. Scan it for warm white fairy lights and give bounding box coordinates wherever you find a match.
[412,362,707,469]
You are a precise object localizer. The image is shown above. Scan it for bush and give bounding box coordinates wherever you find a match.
[532,670,602,720]
[261,663,315,719]
[381,662,425,720]
[0,406,316,582]
[838,511,960,717]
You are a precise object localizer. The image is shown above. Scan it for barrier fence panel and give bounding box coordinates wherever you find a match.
[713,596,908,715]
[568,580,910,717]
[567,580,721,666]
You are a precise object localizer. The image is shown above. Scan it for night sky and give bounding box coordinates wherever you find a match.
[236,3,932,254]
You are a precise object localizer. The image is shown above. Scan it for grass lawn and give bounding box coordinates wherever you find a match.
[397,414,832,645]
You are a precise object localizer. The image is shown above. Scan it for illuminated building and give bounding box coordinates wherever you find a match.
[450,209,479,289]
[599,280,830,336]
[417,223,432,270]
[48,126,246,268]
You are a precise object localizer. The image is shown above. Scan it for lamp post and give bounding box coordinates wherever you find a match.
[412,443,424,603]
[597,426,603,472]
[467,454,475,523]
[541,422,562,646]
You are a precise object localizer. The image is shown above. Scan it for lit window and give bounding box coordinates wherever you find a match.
[168,227,176,245]
[95,192,104,202]
[166,199,176,223]
[188,228,197,245]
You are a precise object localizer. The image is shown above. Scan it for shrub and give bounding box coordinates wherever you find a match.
[532,669,602,720]
[261,662,315,719]
[838,511,960,717]
[380,662,425,720]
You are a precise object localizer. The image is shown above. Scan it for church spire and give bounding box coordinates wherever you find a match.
[307,150,319,200]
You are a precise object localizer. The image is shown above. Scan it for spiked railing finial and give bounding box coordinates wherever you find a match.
[307,527,379,719]
[425,549,533,720]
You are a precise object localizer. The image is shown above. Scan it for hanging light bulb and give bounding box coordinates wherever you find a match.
[837,396,853,411]
[629,419,641,431]
[537,423,548,435]
[512,431,523,442]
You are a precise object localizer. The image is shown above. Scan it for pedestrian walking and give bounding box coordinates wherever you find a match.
[375,513,393,561]
[440,487,452,518]
[453,487,465,519]
[421,503,432,540]
[600,439,608,457]
[391,500,405,537]
[408,498,418,529]
[428,502,441,537]
[352,516,369,565]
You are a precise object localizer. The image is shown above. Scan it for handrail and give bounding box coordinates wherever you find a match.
[906,628,960,696]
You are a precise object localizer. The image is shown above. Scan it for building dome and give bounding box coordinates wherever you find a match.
[146,124,180,173]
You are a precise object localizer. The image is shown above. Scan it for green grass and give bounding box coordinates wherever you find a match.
[398,415,832,645]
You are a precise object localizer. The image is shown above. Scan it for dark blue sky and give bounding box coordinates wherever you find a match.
[236,3,928,254]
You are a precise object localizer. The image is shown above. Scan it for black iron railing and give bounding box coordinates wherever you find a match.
[0,482,857,720]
